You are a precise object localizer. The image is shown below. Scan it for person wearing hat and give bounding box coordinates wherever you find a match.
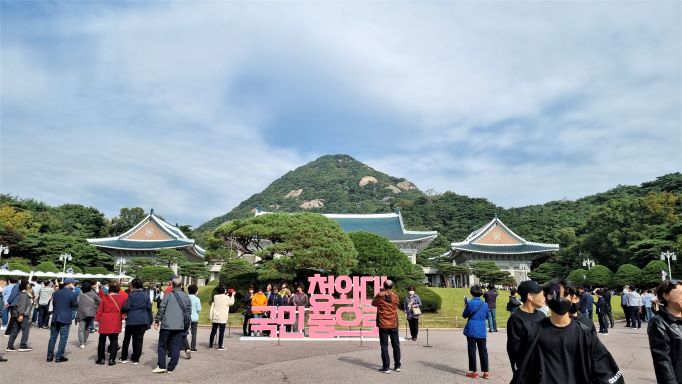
[506,280,546,382]
[46,277,78,363]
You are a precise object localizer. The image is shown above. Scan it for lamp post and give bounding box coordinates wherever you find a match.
[116,257,127,282]
[0,244,9,264]
[59,253,72,282]
[582,258,595,270]
[660,251,677,279]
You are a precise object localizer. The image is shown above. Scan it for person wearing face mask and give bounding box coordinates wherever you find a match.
[403,286,422,341]
[648,279,682,384]
[506,280,546,382]
[567,286,596,336]
[516,280,624,384]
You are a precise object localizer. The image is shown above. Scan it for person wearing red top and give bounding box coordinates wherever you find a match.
[96,282,126,366]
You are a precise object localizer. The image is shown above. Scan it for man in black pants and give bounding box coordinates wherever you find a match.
[621,287,631,327]
[602,289,615,328]
[242,287,254,336]
[372,280,401,374]
[507,280,546,381]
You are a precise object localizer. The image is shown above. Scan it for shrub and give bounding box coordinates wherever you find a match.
[84,266,109,275]
[35,261,59,273]
[397,286,441,313]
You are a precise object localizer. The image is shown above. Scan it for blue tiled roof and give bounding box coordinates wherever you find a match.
[452,243,558,255]
[328,216,436,241]
[89,239,195,250]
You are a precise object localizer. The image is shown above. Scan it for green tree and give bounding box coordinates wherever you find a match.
[179,262,210,279]
[219,258,257,289]
[214,213,357,278]
[138,266,174,284]
[35,261,59,273]
[84,266,109,275]
[613,264,643,287]
[567,268,589,286]
[6,257,32,272]
[641,260,670,287]
[127,258,156,277]
[471,262,513,285]
[529,261,564,283]
[349,232,412,278]
[18,233,114,269]
[586,265,613,287]
[110,207,146,235]
[157,249,187,269]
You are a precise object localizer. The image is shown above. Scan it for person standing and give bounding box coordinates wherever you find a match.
[621,287,631,328]
[506,280,546,381]
[30,278,42,326]
[6,280,34,352]
[595,289,609,335]
[603,289,615,328]
[95,282,126,365]
[372,279,401,374]
[578,286,594,321]
[3,278,19,336]
[463,285,490,379]
[291,285,309,334]
[242,287,254,336]
[642,289,654,321]
[250,287,268,337]
[153,278,191,374]
[506,288,522,314]
[483,284,498,332]
[209,286,234,350]
[627,285,643,329]
[119,278,153,365]
[37,281,55,329]
[515,281,624,384]
[182,284,202,354]
[403,286,422,341]
[76,282,100,349]
[46,277,78,363]
[648,279,682,384]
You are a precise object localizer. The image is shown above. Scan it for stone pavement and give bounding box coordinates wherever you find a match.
[1,324,656,383]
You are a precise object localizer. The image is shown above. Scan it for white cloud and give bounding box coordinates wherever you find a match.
[1,1,680,225]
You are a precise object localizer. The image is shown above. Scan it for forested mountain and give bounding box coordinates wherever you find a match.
[198,154,425,231]
[2,152,680,280]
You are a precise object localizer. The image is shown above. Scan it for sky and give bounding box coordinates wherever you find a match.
[1,1,681,227]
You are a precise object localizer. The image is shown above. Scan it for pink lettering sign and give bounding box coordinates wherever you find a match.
[249,274,387,338]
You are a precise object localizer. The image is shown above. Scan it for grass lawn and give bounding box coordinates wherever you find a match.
[194,284,625,329]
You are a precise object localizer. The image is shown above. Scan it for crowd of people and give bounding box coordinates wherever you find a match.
[1,274,681,383]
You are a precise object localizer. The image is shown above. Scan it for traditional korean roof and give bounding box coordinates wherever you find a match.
[87,209,205,258]
[451,216,559,255]
[323,212,438,243]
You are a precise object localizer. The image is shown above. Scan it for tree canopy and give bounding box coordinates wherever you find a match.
[349,231,412,278]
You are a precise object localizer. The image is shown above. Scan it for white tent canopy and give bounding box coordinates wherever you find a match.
[28,271,131,280]
[0,269,31,277]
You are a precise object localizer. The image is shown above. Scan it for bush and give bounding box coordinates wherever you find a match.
[613,264,642,288]
[397,286,441,313]
[641,260,669,288]
[84,266,109,275]
[35,261,59,273]
[586,265,613,287]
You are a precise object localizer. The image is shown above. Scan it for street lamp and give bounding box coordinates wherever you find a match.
[59,253,72,282]
[116,257,127,282]
[582,258,595,270]
[661,251,677,279]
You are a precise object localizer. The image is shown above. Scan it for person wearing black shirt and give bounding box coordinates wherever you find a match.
[603,289,615,328]
[595,289,609,334]
[516,280,624,384]
[506,288,522,314]
[507,280,546,383]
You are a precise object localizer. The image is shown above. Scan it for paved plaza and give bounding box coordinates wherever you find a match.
[2,324,656,384]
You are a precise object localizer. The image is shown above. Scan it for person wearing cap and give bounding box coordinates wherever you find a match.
[515,280,624,384]
[46,277,78,363]
[372,279,401,374]
[506,280,546,381]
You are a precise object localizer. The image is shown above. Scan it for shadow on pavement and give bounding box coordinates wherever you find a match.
[338,356,381,371]
[417,360,468,376]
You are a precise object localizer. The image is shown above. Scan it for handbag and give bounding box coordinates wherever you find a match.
[411,307,422,316]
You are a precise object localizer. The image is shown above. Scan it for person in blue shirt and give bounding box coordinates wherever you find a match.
[462,284,491,379]
[3,279,19,334]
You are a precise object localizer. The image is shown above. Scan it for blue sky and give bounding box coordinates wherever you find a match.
[1,1,681,226]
